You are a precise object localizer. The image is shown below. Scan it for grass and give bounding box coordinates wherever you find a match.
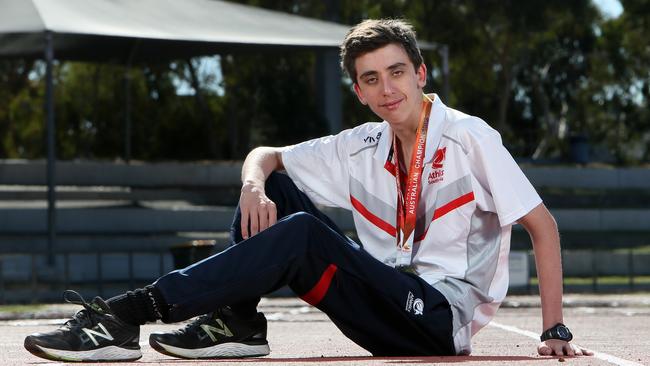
[0,304,47,313]
[530,276,650,285]
[612,246,650,254]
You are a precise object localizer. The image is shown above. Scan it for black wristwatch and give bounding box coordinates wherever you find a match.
[540,323,573,342]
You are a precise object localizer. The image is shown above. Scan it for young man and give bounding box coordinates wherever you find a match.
[25,19,592,362]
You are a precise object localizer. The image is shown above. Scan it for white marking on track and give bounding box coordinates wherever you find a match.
[489,321,644,366]
[4,318,70,326]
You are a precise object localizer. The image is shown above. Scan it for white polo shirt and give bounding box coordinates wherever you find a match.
[281,94,541,355]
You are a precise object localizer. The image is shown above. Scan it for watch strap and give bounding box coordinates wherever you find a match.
[540,323,573,342]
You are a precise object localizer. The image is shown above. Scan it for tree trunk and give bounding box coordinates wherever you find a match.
[496,64,514,136]
[531,68,568,160]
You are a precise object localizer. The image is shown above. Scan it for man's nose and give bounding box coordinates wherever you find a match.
[381,75,396,95]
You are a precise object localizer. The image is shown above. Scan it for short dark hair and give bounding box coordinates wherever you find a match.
[340,18,424,83]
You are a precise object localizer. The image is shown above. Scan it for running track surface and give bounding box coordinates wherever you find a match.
[3,295,649,365]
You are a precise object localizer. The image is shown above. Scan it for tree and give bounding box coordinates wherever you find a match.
[404,0,601,160]
[0,60,45,158]
[1,0,648,164]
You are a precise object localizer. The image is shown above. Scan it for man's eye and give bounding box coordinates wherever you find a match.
[366,77,377,84]
[393,70,403,76]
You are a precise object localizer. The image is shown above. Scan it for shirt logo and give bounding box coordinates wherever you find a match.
[413,298,424,315]
[405,291,424,316]
[363,132,382,144]
[428,147,446,184]
[431,147,446,169]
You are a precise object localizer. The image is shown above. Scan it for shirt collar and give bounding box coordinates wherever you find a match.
[373,93,449,164]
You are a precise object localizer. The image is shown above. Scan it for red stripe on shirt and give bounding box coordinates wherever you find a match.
[300,264,338,306]
[414,192,475,242]
[433,192,475,221]
[350,195,397,237]
[384,160,397,176]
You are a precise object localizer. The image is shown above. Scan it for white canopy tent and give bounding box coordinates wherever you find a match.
[0,0,351,60]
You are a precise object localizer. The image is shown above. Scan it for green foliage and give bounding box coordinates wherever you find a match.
[0,60,45,158]
[0,0,648,164]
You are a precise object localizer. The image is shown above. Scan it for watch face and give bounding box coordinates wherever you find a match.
[557,326,569,338]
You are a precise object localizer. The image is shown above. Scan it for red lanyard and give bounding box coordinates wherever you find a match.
[393,95,432,268]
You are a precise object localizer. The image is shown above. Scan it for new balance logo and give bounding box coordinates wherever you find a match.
[82,323,114,346]
[200,319,233,342]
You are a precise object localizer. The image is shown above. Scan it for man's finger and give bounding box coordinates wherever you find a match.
[564,343,575,356]
[551,343,565,356]
[572,344,583,356]
[241,207,250,239]
[579,346,594,356]
[249,210,260,237]
[268,201,277,227]
[537,343,552,355]
[258,204,269,232]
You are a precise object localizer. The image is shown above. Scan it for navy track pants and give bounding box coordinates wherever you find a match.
[154,172,455,356]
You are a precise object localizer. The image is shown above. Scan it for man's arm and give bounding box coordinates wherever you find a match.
[239,146,285,239]
[518,204,593,357]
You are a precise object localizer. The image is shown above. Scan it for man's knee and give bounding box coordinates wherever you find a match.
[276,212,329,246]
[265,171,294,192]
[285,211,322,227]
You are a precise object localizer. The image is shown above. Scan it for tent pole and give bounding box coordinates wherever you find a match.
[320,0,342,134]
[316,49,342,134]
[124,69,131,162]
[45,31,56,265]
[123,40,140,163]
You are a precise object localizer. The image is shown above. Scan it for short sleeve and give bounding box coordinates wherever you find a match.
[281,131,352,209]
[468,129,542,226]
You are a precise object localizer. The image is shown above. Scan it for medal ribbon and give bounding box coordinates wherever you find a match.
[394,94,433,268]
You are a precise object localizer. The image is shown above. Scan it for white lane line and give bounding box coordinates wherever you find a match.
[489,321,645,366]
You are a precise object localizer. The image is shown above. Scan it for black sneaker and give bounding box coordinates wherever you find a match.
[24,290,141,362]
[149,307,270,359]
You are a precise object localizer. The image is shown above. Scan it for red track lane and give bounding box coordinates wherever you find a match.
[3,295,649,365]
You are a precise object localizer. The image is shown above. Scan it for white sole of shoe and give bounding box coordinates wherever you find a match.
[33,344,142,362]
[152,340,270,359]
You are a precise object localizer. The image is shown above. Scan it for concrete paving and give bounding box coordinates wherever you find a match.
[2,294,649,365]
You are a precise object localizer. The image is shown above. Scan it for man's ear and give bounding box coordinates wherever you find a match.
[417,63,427,89]
[353,82,368,105]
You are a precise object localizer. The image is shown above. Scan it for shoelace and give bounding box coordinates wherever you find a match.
[61,290,103,330]
[179,313,215,334]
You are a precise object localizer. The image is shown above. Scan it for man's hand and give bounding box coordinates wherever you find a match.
[239,183,277,239]
[537,340,594,357]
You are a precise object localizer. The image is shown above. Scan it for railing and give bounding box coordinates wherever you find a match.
[1,160,649,302]
[0,248,172,304]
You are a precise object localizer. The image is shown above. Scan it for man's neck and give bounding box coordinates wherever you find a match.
[394,128,417,152]
[393,127,417,170]
[393,97,427,167]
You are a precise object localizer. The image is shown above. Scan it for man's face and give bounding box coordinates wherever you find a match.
[353,43,427,128]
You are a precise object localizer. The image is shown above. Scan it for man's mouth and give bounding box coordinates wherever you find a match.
[380,98,404,111]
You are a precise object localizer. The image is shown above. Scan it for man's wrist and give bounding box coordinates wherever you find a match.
[241,180,264,193]
[540,323,573,342]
